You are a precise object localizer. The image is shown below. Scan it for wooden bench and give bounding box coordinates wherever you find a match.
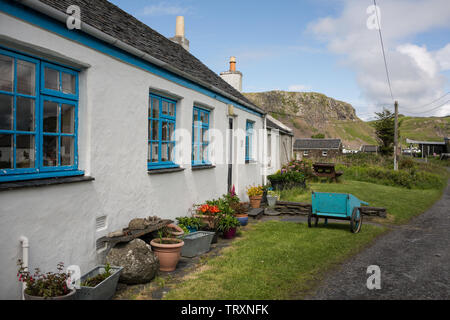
[313,163,343,182]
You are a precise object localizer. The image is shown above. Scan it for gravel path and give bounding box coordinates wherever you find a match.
[308,178,450,300]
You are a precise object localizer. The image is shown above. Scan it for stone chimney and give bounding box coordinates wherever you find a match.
[220,57,243,92]
[170,16,190,51]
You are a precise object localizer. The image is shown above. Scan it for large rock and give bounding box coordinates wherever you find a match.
[106,239,159,284]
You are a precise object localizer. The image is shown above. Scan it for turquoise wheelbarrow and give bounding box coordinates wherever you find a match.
[309,192,369,233]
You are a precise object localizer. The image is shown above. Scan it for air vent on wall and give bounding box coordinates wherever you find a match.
[96,216,107,231]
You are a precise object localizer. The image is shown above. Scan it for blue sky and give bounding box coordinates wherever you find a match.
[109,0,450,119]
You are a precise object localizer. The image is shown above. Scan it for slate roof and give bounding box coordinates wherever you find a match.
[266,117,293,136]
[33,0,263,114]
[360,145,379,152]
[294,139,342,150]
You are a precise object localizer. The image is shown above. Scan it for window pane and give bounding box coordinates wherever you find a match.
[16,97,35,132]
[168,143,174,162]
[0,134,13,169]
[61,72,76,94]
[168,122,175,141]
[151,142,158,163]
[161,143,168,162]
[16,135,35,168]
[193,144,198,162]
[201,144,208,162]
[193,126,198,143]
[61,104,74,134]
[17,60,35,95]
[193,110,198,122]
[0,55,14,92]
[152,98,159,118]
[151,120,159,140]
[61,136,74,166]
[201,127,208,143]
[162,101,169,115]
[44,67,59,91]
[0,94,13,130]
[43,100,58,133]
[169,103,175,116]
[201,112,207,123]
[161,122,168,141]
[43,135,58,167]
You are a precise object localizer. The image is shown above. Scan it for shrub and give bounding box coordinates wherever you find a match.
[268,171,306,190]
[338,165,445,190]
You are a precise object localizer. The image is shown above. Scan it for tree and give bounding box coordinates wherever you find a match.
[373,109,401,156]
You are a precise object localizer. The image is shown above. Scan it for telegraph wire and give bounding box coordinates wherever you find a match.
[405,99,450,115]
[407,92,450,110]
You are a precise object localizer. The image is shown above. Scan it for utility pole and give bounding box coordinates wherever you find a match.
[394,101,399,171]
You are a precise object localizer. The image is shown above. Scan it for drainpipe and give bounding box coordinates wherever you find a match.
[263,115,267,186]
[19,236,29,300]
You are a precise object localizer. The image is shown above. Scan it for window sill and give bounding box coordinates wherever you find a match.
[147,167,185,175]
[245,160,257,164]
[192,164,216,171]
[0,175,95,192]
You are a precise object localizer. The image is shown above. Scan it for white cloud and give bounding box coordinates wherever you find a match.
[288,84,311,92]
[308,0,450,117]
[142,2,189,16]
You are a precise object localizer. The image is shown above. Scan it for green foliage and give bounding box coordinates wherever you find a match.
[337,164,445,189]
[176,217,203,230]
[372,109,401,155]
[17,260,72,298]
[81,264,112,288]
[206,197,235,216]
[311,133,325,139]
[216,215,240,233]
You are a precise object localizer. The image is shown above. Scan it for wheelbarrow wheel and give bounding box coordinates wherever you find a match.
[351,208,363,233]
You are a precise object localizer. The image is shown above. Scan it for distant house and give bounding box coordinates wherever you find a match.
[360,145,379,154]
[294,139,342,159]
[406,138,448,157]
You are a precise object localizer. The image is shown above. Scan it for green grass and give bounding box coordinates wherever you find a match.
[164,221,386,300]
[283,180,444,224]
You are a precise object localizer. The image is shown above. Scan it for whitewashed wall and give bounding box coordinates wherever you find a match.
[0,12,264,299]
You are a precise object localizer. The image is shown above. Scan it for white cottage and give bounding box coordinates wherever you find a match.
[0,0,269,299]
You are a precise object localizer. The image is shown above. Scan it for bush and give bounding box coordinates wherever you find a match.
[268,171,306,190]
[338,165,445,190]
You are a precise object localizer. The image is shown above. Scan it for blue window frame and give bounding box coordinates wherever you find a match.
[245,120,254,162]
[148,93,177,170]
[192,107,210,166]
[0,47,81,182]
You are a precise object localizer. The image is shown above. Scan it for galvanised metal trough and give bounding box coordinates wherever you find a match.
[309,192,369,233]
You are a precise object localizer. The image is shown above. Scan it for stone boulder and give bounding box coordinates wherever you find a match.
[106,239,159,284]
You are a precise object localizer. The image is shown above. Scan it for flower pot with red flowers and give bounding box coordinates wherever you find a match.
[193,204,221,229]
[216,215,241,240]
[17,260,76,300]
[247,185,264,209]
[150,227,185,272]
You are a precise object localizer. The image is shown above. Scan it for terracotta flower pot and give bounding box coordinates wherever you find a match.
[167,224,184,237]
[249,195,263,209]
[24,289,77,300]
[234,214,249,226]
[150,238,185,272]
[222,228,237,239]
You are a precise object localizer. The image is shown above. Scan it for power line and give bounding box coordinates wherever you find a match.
[407,92,450,110]
[374,0,394,102]
[405,99,450,115]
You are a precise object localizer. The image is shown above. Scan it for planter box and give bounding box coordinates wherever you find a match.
[76,265,123,300]
[180,231,215,258]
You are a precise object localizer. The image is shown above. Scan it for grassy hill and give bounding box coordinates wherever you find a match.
[245,91,449,149]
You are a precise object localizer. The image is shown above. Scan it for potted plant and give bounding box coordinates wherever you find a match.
[231,201,249,226]
[17,260,76,300]
[247,185,264,209]
[176,217,203,233]
[150,227,185,272]
[216,215,241,239]
[193,204,221,229]
[267,190,280,207]
[77,263,123,300]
